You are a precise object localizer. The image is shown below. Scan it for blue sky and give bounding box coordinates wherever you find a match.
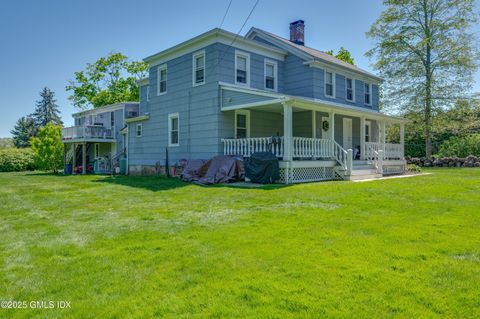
[0,0,479,137]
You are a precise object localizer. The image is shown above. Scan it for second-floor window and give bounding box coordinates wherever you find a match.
[235,51,250,86]
[157,65,167,95]
[325,71,335,98]
[264,60,277,91]
[346,77,354,102]
[364,83,371,105]
[193,51,205,86]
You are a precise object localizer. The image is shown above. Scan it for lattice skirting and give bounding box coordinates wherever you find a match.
[278,166,336,183]
[383,165,406,175]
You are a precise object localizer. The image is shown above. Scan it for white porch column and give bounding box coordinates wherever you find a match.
[311,110,316,138]
[400,122,405,159]
[82,142,87,175]
[381,121,386,152]
[329,111,335,141]
[360,117,366,160]
[71,143,76,175]
[283,102,293,162]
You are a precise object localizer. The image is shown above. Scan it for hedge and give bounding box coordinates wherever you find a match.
[0,148,37,172]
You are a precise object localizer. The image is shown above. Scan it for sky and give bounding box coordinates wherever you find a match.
[0,0,479,137]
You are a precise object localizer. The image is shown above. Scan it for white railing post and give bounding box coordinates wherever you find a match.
[378,150,384,174]
[346,149,353,176]
[360,117,366,160]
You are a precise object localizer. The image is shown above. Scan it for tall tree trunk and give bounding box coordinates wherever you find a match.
[424,0,433,159]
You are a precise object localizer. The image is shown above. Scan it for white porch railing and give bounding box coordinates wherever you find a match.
[292,137,333,158]
[365,142,403,160]
[222,137,284,157]
[62,125,114,140]
[366,142,383,174]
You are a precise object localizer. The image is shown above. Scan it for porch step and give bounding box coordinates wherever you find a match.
[353,160,370,165]
[352,164,375,170]
[347,173,383,181]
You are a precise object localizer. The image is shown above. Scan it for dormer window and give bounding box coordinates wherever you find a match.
[364,83,371,105]
[235,51,250,86]
[192,51,205,86]
[325,71,335,98]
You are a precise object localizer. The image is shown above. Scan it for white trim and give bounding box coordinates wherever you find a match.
[157,64,167,96]
[264,59,278,92]
[324,69,336,99]
[72,102,137,118]
[365,120,372,142]
[192,50,206,87]
[145,29,286,67]
[126,115,150,123]
[304,60,383,85]
[364,82,372,106]
[235,50,250,87]
[221,98,286,111]
[136,124,143,137]
[168,113,179,147]
[345,76,355,102]
[220,82,285,98]
[234,110,250,138]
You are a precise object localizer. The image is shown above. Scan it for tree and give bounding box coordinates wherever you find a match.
[326,47,355,65]
[66,52,148,110]
[0,138,15,149]
[367,0,479,158]
[10,116,36,148]
[32,87,63,127]
[30,124,63,173]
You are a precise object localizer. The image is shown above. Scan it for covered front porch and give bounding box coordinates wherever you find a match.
[220,94,406,183]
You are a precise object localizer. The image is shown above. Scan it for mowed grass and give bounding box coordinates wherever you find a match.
[0,169,479,318]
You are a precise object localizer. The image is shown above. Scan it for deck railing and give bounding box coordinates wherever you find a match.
[222,137,284,157]
[292,137,333,158]
[62,125,114,140]
[365,142,403,160]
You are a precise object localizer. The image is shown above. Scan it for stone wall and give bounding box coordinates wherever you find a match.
[406,155,480,167]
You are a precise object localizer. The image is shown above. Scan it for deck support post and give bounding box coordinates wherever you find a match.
[82,142,86,175]
[360,116,366,160]
[72,143,76,175]
[400,123,405,160]
[63,143,67,175]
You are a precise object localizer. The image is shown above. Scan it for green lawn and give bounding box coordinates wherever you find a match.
[0,169,479,318]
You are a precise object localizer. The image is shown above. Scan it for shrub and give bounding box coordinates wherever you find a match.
[30,124,63,174]
[0,148,36,172]
[406,164,422,173]
[437,134,480,158]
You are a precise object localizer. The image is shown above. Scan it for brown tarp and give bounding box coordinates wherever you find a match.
[181,156,244,184]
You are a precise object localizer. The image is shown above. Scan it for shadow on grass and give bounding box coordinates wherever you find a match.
[94,174,290,192]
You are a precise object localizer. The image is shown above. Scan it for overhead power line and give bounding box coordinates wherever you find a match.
[219,0,233,29]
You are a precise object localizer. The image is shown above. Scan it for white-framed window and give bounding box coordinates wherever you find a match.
[234,110,250,138]
[168,113,179,146]
[364,82,372,105]
[192,50,205,86]
[365,121,371,142]
[136,124,143,137]
[157,64,167,95]
[325,70,335,98]
[345,77,355,102]
[235,50,250,86]
[94,143,100,158]
[146,86,150,102]
[264,59,277,91]
[110,111,115,128]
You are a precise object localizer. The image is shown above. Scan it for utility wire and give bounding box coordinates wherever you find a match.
[219,0,233,29]
[213,0,260,72]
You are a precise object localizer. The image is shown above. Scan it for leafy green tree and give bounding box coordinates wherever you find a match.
[66,52,148,109]
[367,0,479,158]
[10,116,36,148]
[32,87,63,127]
[326,47,355,65]
[30,124,63,173]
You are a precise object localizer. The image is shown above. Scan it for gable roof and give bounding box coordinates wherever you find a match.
[246,27,382,82]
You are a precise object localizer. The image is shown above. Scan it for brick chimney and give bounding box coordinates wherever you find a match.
[289,20,305,45]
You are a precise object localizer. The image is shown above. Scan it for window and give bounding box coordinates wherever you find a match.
[365,121,371,142]
[94,143,100,158]
[168,113,179,146]
[364,82,371,105]
[157,65,167,95]
[146,86,150,102]
[136,124,143,137]
[345,77,355,102]
[235,51,250,86]
[264,60,277,91]
[192,51,205,86]
[110,112,115,128]
[325,71,335,98]
[235,110,250,138]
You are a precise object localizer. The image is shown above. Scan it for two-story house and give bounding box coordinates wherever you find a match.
[65,21,406,183]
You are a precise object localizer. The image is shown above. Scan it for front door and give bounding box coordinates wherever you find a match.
[343,118,353,150]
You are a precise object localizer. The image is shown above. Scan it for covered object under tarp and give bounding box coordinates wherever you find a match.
[245,152,280,184]
[181,155,244,184]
